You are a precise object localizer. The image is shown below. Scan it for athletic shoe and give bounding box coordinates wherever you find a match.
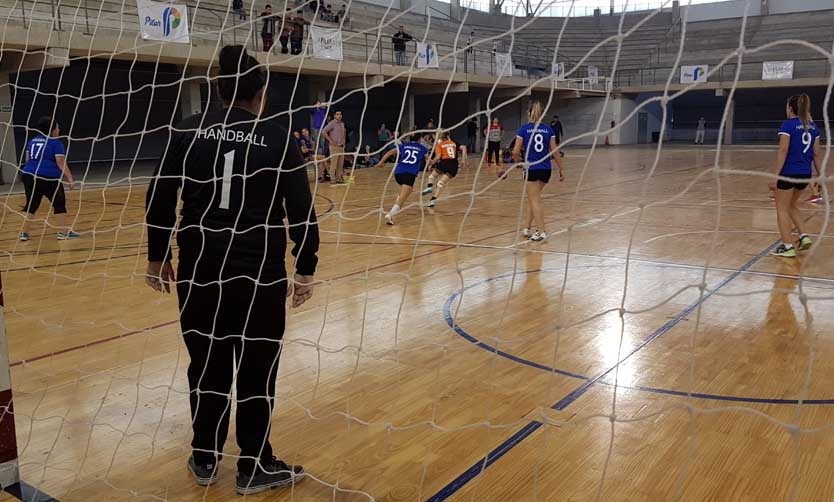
[529,231,547,242]
[498,170,506,179]
[421,186,433,195]
[806,194,823,204]
[799,235,813,251]
[522,228,531,238]
[236,457,305,495]
[427,198,436,208]
[18,232,29,242]
[187,455,219,486]
[385,213,394,225]
[770,244,796,257]
[57,230,81,240]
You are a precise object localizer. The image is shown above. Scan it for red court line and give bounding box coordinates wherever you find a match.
[7,206,563,367]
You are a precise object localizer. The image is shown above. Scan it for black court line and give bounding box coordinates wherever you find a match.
[4,480,59,502]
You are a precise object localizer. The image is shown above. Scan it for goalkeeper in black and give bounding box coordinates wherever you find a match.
[144,45,318,495]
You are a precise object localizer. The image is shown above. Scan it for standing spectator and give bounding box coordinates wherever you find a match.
[465,31,475,71]
[260,5,276,52]
[338,4,349,23]
[290,13,307,55]
[233,0,247,20]
[550,114,563,144]
[311,101,327,148]
[279,11,294,54]
[377,122,392,153]
[322,111,347,185]
[424,118,436,145]
[19,116,80,241]
[695,116,706,144]
[466,117,477,153]
[392,26,412,66]
[484,117,503,169]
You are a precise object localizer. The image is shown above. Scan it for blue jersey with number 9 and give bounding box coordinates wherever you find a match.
[394,141,429,175]
[779,117,819,177]
[517,122,555,170]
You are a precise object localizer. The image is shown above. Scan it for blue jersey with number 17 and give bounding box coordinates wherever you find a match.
[779,117,819,177]
[517,122,555,170]
[394,141,429,175]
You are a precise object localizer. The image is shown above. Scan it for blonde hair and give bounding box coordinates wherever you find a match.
[529,101,543,123]
[788,94,812,132]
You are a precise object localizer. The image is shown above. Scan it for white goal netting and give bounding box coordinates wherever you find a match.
[0,0,832,500]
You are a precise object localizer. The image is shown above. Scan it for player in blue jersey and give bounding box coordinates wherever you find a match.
[19,116,79,241]
[770,94,820,257]
[513,101,564,242]
[375,134,430,225]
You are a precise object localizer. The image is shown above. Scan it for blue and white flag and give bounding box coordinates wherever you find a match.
[680,64,708,84]
[495,53,513,77]
[137,0,190,43]
[416,42,439,69]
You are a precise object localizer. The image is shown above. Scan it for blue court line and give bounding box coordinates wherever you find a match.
[428,240,780,501]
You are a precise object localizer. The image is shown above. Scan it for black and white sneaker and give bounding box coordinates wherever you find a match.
[187,455,219,486]
[236,457,305,495]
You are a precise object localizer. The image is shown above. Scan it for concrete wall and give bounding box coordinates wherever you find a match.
[682,0,834,22]
[546,96,640,146]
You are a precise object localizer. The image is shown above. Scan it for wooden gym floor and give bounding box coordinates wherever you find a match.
[0,144,833,501]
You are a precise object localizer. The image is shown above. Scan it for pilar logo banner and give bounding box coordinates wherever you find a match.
[762,61,794,80]
[680,65,708,83]
[136,0,190,43]
[416,42,439,68]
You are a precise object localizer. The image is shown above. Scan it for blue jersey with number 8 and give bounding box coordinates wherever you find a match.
[517,123,555,170]
[778,117,819,177]
[394,141,429,175]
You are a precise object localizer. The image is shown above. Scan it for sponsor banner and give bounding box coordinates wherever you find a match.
[762,60,794,80]
[588,65,598,84]
[552,62,566,81]
[137,0,190,43]
[310,27,343,60]
[495,53,513,77]
[416,42,439,68]
[680,64,708,84]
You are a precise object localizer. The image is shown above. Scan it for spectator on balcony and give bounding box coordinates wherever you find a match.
[290,14,308,55]
[278,11,294,54]
[260,5,276,52]
[233,0,247,20]
[392,26,413,66]
[338,4,349,23]
[695,116,706,144]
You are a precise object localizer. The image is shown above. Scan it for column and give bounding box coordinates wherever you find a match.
[0,74,19,186]
[179,77,202,119]
[468,94,482,153]
[723,97,734,145]
[402,93,415,134]
[450,0,461,19]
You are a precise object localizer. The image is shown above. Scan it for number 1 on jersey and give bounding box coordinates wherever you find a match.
[220,150,234,209]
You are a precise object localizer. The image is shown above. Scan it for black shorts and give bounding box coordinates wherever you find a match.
[526,169,551,183]
[395,172,416,187]
[21,172,67,214]
[435,159,459,178]
[776,173,811,191]
[487,141,501,164]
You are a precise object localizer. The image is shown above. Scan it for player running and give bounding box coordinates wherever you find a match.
[375,134,431,224]
[421,132,467,208]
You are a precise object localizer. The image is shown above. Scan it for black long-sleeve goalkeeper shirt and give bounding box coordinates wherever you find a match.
[146,107,319,280]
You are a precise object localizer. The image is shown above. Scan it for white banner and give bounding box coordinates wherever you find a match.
[762,61,794,80]
[416,42,439,68]
[494,53,513,77]
[552,62,566,81]
[136,0,190,43]
[310,27,343,60]
[680,64,708,84]
[588,65,598,84]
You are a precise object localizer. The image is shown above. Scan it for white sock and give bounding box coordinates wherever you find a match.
[390,204,401,216]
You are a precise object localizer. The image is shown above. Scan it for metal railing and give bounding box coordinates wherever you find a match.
[614,57,832,87]
[3,0,605,82]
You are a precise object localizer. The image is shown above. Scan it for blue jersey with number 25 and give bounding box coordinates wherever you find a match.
[394,142,429,175]
[517,123,555,170]
[779,117,819,177]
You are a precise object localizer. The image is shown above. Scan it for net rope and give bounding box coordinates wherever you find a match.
[0,0,831,499]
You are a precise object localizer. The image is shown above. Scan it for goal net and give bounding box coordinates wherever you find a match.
[0,0,831,500]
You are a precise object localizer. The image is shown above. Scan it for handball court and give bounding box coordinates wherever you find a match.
[0,144,833,501]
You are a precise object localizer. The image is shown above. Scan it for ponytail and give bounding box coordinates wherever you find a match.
[529,101,543,123]
[788,94,812,132]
